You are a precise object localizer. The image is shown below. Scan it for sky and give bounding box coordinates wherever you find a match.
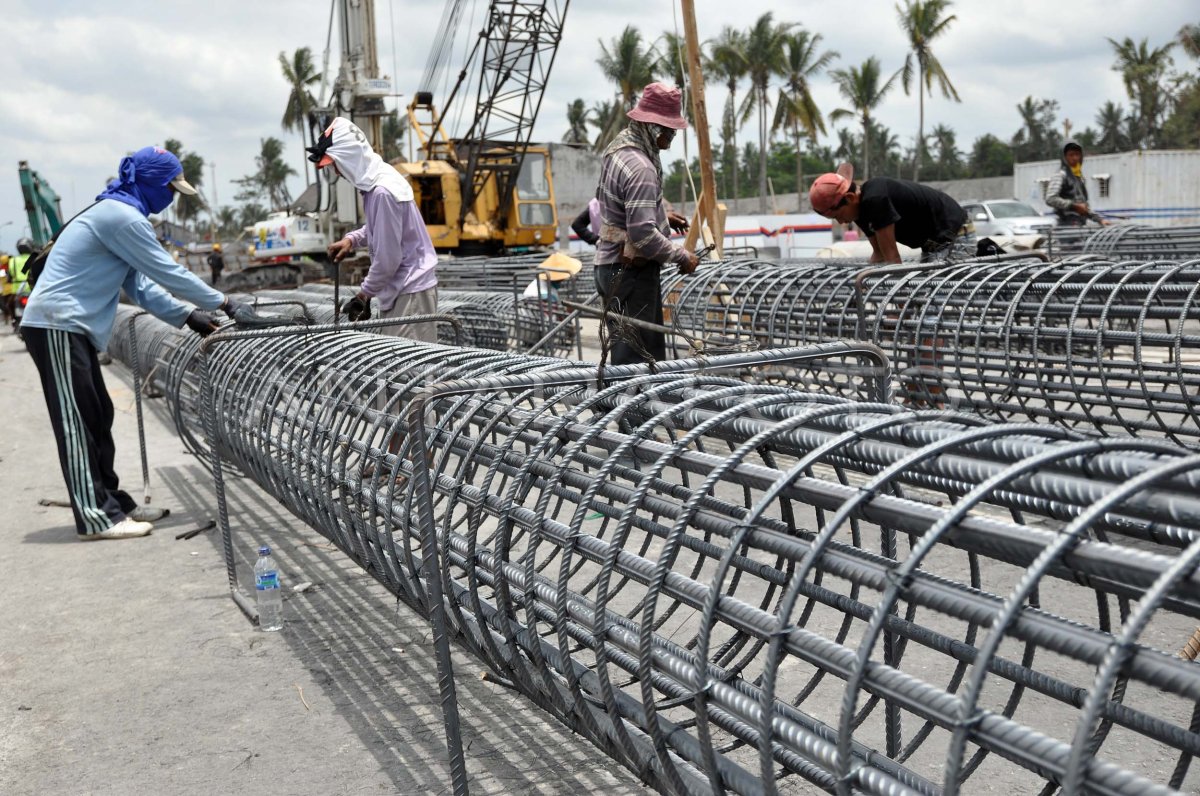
[1,0,1196,251]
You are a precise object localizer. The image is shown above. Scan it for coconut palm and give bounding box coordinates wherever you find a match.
[563,99,590,145]
[598,26,656,111]
[831,57,901,181]
[1180,23,1200,59]
[596,26,656,149]
[1107,36,1176,148]
[1094,101,1128,153]
[706,27,748,199]
[739,13,793,212]
[897,0,961,180]
[928,123,961,179]
[772,30,837,206]
[279,48,321,187]
[587,100,624,152]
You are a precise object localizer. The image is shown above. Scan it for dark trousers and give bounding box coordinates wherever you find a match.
[211,268,222,287]
[24,327,135,535]
[594,262,666,366]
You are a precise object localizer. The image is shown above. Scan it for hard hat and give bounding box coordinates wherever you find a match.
[537,251,582,282]
[16,237,35,254]
[212,242,222,251]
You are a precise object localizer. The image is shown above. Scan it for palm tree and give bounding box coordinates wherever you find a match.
[563,99,590,145]
[1107,36,1176,148]
[598,26,656,111]
[928,123,960,179]
[739,13,793,212]
[279,47,321,186]
[772,30,838,206]
[897,0,961,180]
[235,138,296,211]
[588,99,624,152]
[1094,101,1127,153]
[596,26,656,150]
[831,57,901,181]
[216,206,239,237]
[706,27,748,199]
[1177,22,1200,60]
[379,110,406,162]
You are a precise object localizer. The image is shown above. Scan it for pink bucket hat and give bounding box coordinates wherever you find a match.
[809,163,856,215]
[627,82,688,130]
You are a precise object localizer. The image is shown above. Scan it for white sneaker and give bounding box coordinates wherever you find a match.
[80,518,154,541]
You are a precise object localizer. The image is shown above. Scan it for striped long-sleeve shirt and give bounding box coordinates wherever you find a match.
[595,147,687,267]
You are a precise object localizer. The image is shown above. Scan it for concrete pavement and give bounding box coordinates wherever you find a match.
[0,324,641,795]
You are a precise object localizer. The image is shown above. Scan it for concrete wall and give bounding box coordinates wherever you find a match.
[548,143,601,246]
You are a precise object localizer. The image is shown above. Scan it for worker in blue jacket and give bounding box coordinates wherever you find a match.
[22,146,255,541]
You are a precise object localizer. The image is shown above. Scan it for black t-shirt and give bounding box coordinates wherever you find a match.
[856,177,967,249]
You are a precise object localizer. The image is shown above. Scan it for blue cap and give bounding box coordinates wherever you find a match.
[259,546,271,556]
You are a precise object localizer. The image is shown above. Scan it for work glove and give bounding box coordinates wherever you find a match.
[185,309,220,337]
[221,297,273,328]
[342,295,371,322]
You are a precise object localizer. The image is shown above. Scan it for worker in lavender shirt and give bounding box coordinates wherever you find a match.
[309,117,439,342]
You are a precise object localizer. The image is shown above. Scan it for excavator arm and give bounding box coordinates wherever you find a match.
[18,161,63,247]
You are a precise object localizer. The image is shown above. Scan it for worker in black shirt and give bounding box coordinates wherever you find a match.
[570,197,601,246]
[809,163,973,263]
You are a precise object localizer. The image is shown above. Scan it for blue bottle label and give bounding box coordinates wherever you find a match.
[256,572,279,590]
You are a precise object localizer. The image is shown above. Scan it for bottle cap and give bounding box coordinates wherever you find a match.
[258,546,271,556]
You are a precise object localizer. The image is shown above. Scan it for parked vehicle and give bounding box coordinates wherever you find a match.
[961,200,1055,237]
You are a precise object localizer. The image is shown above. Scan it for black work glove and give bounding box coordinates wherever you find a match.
[185,309,220,337]
[342,295,371,322]
[221,297,272,327]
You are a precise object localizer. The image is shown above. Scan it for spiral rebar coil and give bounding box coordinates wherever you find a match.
[247,286,509,351]
[665,256,1200,447]
[436,252,595,292]
[109,310,1200,794]
[1048,224,1200,260]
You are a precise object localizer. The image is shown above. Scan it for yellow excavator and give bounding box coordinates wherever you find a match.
[398,92,556,252]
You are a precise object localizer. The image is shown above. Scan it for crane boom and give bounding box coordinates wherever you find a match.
[455,1,568,225]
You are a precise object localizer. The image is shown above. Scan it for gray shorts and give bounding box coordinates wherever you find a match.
[380,286,438,343]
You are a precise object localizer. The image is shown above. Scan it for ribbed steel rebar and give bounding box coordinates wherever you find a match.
[107,310,1200,794]
[1048,225,1200,260]
[664,256,1200,446]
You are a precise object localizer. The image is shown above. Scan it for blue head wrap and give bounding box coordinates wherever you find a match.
[96,146,184,216]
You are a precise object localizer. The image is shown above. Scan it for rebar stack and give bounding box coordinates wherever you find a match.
[1048,224,1200,260]
[665,256,1200,446]
[109,313,1200,794]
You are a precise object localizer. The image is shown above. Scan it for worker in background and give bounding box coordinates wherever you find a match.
[1,254,13,324]
[1046,142,1107,227]
[206,242,225,286]
[570,197,602,247]
[809,163,972,264]
[314,117,438,342]
[21,146,257,541]
[10,236,34,293]
[595,82,698,366]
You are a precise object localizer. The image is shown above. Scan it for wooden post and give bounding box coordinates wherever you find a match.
[679,0,724,260]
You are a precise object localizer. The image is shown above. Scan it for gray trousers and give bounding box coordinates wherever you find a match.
[380,286,438,343]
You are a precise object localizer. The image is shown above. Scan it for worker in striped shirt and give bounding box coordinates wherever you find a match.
[595,82,698,366]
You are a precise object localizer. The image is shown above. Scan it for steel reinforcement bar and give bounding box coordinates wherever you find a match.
[664,256,1200,446]
[106,311,1200,794]
[1048,225,1200,260]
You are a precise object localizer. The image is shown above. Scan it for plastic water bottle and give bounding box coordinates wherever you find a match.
[254,546,283,631]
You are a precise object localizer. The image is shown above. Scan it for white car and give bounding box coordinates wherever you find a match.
[962,200,1055,238]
